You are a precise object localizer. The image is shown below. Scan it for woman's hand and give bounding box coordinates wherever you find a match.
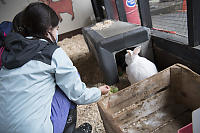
[98,85,111,95]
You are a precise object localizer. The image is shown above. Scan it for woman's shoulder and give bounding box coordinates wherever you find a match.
[52,47,70,61]
[32,41,60,66]
[51,47,73,67]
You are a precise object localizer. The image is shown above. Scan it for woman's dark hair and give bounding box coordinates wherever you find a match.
[13,2,59,41]
[13,11,25,36]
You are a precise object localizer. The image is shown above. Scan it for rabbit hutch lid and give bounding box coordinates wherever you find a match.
[97,63,200,133]
[90,20,143,38]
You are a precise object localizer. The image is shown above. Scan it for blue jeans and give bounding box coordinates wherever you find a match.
[51,86,76,133]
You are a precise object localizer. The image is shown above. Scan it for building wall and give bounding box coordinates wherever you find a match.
[0,0,94,34]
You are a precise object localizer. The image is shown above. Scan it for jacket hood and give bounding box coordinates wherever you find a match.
[2,32,51,69]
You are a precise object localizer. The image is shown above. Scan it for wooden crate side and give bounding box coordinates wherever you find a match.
[107,66,171,111]
[97,103,123,133]
[173,64,200,110]
[170,64,183,105]
[117,89,173,127]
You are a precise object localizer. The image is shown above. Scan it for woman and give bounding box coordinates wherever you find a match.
[0,2,110,133]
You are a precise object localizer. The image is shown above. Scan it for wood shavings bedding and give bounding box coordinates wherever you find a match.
[91,20,114,31]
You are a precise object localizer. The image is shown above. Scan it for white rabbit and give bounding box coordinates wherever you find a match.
[125,46,158,84]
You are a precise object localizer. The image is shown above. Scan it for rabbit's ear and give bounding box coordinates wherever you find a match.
[126,50,132,56]
[133,46,141,55]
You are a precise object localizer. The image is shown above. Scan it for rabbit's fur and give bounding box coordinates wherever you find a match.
[125,46,158,84]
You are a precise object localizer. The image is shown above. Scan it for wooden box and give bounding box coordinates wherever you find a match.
[97,64,200,133]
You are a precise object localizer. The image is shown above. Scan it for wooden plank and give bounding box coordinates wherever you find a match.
[175,67,200,110]
[106,67,170,110]
[98,104,123,133]
[121,106,190,133]
[116,89,176,126]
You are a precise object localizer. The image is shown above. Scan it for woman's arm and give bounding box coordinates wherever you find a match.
[51,48,102,105]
